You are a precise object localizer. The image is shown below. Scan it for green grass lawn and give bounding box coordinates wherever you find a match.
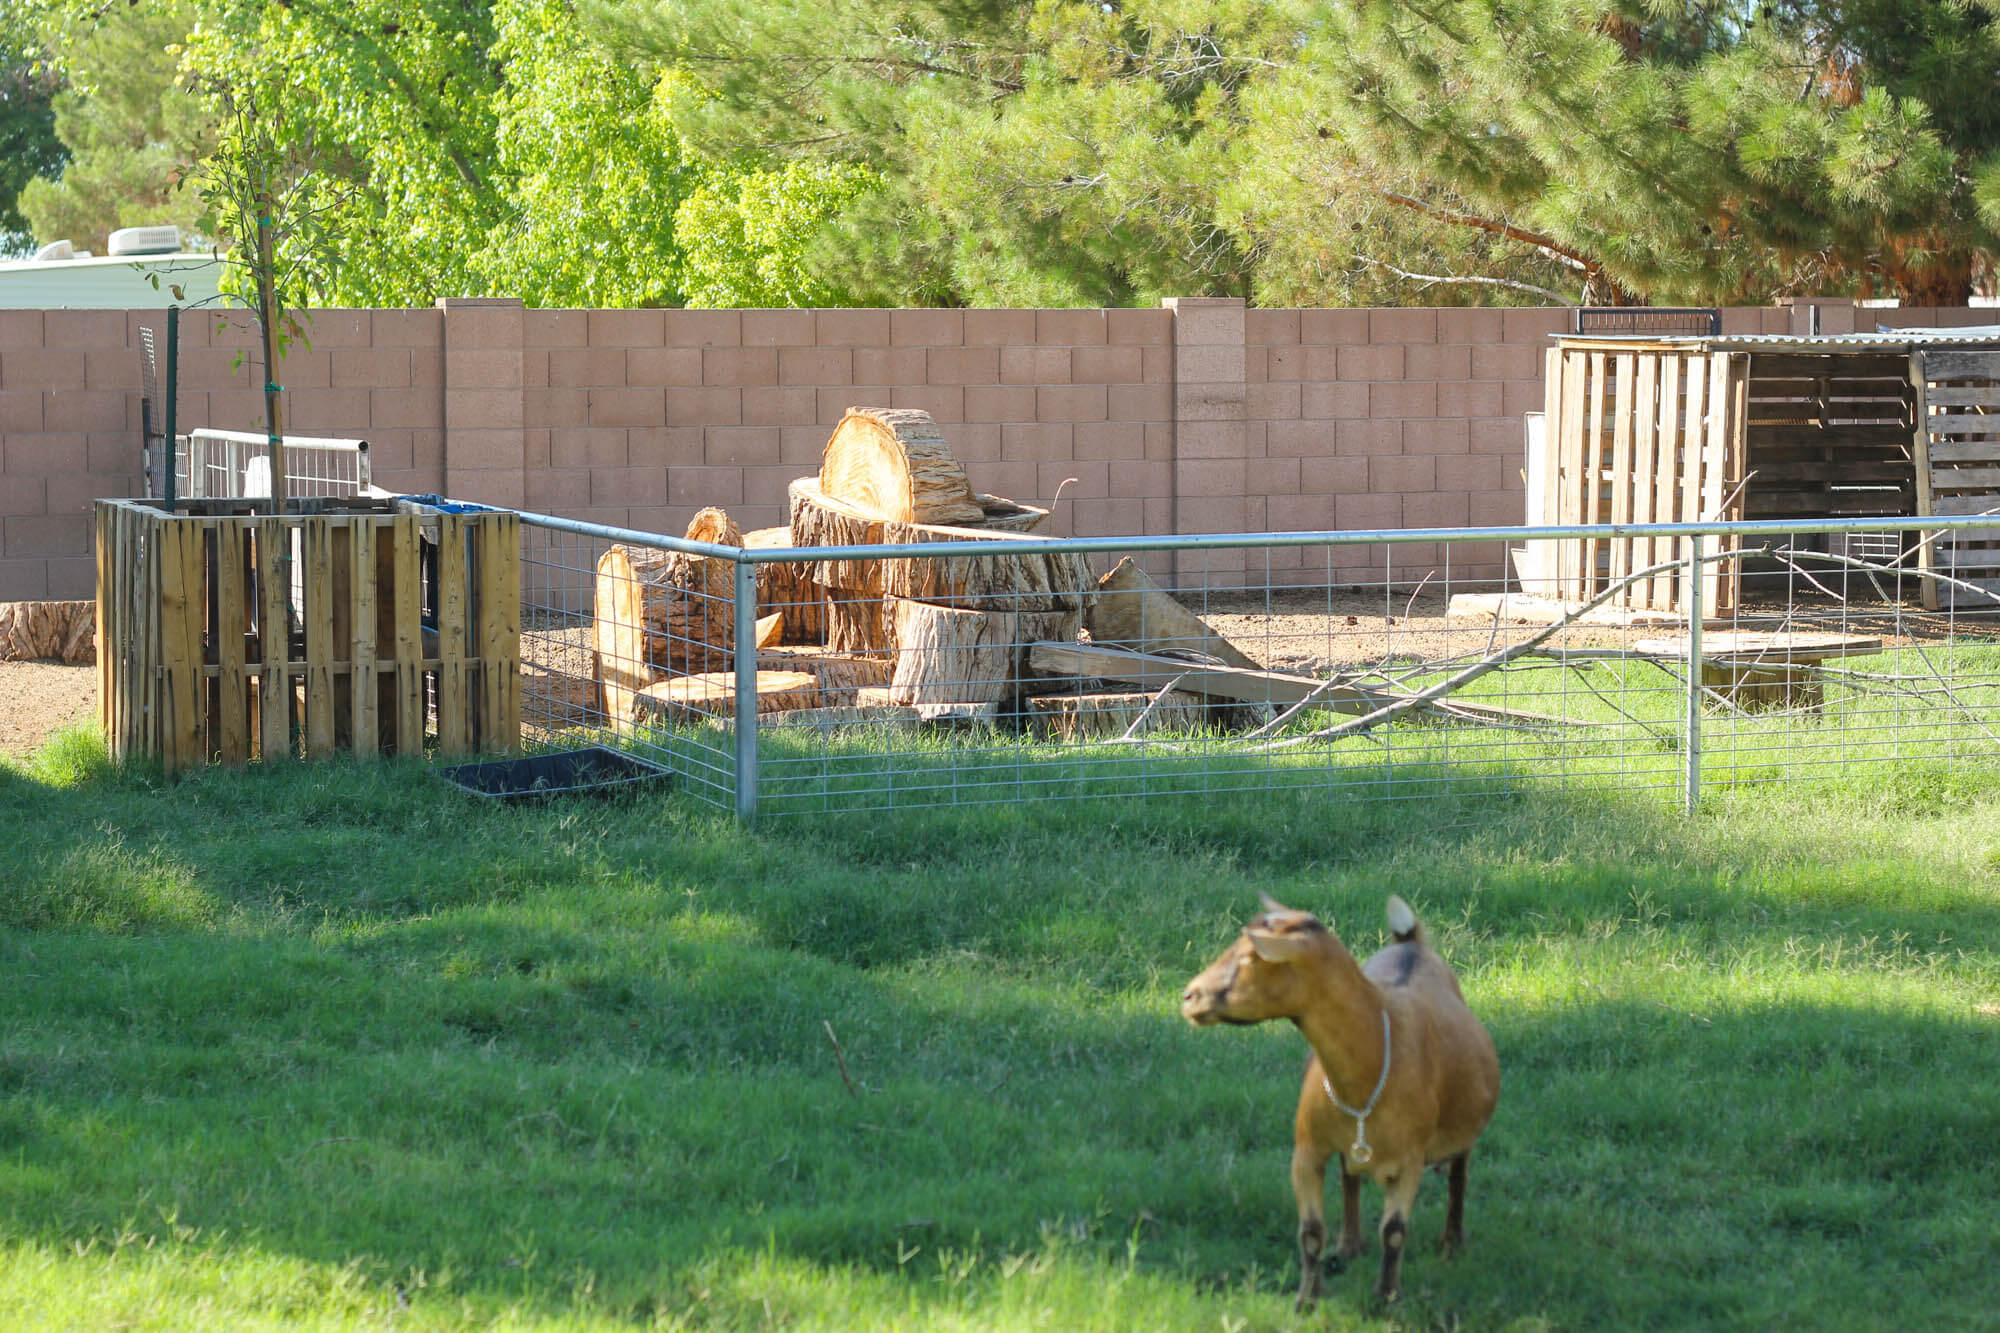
[3,726,1998,1330]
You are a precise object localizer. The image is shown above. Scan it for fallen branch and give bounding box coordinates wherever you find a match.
[823,1020,860,1099]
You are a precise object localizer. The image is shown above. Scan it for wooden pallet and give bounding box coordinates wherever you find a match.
[96,498,520,773]
[1914,349,2000,609]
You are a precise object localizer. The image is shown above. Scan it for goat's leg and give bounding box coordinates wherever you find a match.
[1374,1161,1424,1303]
[1289,1140,1332,1311]
[1440,1151,1469,1255]
[1336,1158,1365,1261]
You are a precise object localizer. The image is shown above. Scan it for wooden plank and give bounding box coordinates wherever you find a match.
[1917,415,2000,439]
[1026,641,1383,711]
[1711,353,1749,612]
[257,517,292,761]
[1581,350,1608,593]
[214,519,250,764]
[391,514,425,753]
[157,516,205,773]
[1911,385,2000,408]
[1557,349,1587,596]
[1629,354,1661,603]
[1746,423,1917,448]
[136,504,159,759]
[1926,438,2000,463]
[1749,353,1908,379]
[1913,352,1940,610]
[1677,352,1709,609]
[1914,349,2000,380]
[348,518,379,757]
[1608,353,1636,589]
[1538,346,1563,589]
[301,516,337,758]
[1651,354,1683,610]
[436,513,471,755]
[474,513,521,755]
[1929,466,2000,491]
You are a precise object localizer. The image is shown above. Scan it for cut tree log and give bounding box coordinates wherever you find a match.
[593,508,743,727]
[744,525,826,645]
[1025,690,1209,741]
[755,645,893,705]
[823,587,891,656]
[1085,558,1261,670]
[632,669,821,726]
[789,478,1055,591]
[0,600,95,663]
[887,599,1081,708]
[819,406,987,526]
[1027,641,1382,711]
[876,522,1091,610]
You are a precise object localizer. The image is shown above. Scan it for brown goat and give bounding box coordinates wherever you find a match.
[1181,893,1499,1306]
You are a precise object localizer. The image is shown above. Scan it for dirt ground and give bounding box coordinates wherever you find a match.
[1,659,97,760]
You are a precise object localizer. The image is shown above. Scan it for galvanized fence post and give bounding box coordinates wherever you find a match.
[733,553,759,823]
[1683,531,1704,815]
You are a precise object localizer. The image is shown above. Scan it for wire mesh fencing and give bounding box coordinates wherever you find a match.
[514,512,2000,820]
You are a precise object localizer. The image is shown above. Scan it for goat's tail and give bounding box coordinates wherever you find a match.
[1385,894,1428,947]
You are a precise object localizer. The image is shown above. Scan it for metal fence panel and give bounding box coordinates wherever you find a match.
[514,513,2000,819]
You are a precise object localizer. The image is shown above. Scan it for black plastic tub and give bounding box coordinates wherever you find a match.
[438,747,672,802]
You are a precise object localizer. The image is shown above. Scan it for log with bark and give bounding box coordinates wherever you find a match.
[0,600,95,664]
[1085,558,1261,670]
[887,599,1081,709]
[744,525,826,644]
[754,645,893,705]
[593,508,742,726]
[875,523,1091,610]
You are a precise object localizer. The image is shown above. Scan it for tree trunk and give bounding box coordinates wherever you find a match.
[886,599,1081,708]
[876,523,1090,610]
[744,525,826,644]
[819,406,987,525]
[0,601,96,664]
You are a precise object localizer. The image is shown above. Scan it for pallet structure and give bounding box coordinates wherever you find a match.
[1528,330,2000,615]
[96,496,520,773]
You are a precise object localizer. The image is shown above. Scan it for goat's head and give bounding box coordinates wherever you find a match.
[1182,894,1330,1027]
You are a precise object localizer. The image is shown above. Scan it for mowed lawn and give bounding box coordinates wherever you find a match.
[3,729,1998,1331]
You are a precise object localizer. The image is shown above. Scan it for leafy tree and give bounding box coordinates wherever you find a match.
[1274,0,2000,305]
[16,0,210,256]
[0,3,66,254]
[676,157,877,307]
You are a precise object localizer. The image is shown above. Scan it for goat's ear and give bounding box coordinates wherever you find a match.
[1246,926,1313,962]
[1257,891,1290,916]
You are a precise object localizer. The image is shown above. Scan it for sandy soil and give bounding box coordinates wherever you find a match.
[1,660,97,760]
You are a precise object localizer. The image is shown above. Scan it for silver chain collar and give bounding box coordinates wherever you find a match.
[1321,1008,1392,1165]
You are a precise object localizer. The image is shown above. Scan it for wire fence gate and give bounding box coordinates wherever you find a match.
[515,512,2000,821]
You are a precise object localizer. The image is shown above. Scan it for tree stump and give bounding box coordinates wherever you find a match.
[0,600,96,664]
[885,599,1081,708]
[754,645,894,705]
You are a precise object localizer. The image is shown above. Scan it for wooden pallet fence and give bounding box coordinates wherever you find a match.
[95,498,520,773]
[1914,349,2000,610]
[1540,344,1748,613]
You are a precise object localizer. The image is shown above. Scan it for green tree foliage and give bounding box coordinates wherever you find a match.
[16,0,210,256]
[1260,0,2000,305]
[0,4,67,254]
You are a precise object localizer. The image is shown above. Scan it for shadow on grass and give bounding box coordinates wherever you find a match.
[3,740,1999,1327]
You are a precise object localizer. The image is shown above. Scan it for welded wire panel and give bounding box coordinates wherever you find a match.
[511,512,2000,819]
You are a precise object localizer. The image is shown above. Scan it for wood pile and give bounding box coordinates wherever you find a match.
[0,601,96,664]
[589,404,1303,737]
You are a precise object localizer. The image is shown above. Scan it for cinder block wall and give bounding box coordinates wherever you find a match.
[5,297,1994,599]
